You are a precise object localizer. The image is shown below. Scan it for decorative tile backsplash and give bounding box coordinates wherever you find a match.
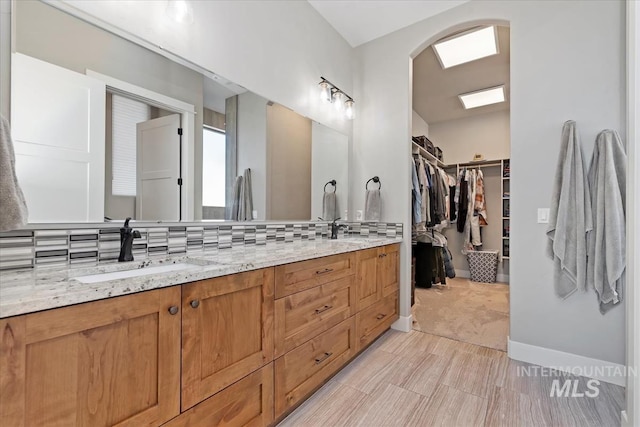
[0,222,403,271]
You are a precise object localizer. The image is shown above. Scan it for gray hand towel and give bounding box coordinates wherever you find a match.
[364,189,381,221]
[231,175,243,221]
[0,116,28,231]
[546,121,593,299]
[242,168,253,221]
[587,130,626,313]
[322,192,338,221]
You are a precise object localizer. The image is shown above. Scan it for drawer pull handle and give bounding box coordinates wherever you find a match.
[190,299,200,309]
[315,304,333,314]
[376,313,387,320]
[378,253,387,258]
[315,352,333,364]
[168,306,179,315]
[316,268,334,275]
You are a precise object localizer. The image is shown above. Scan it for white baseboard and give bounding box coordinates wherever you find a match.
[454,269,510,284]
[508,338,627,387]
[391,315,412,332]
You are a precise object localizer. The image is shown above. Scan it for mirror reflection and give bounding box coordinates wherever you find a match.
[11,0,349,223]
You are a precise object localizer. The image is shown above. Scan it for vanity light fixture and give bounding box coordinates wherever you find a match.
[166,0,194,24]
[459,85,505,109]
[318,77,355,120]
[433,26,498,69]
[345,99,355,120]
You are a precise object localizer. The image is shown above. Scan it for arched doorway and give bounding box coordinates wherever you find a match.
[409,22,512,352]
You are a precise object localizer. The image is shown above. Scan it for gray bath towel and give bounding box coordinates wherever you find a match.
[240,168,253,221]
[546,121,593,299]
[364,189,381,221]
[0,116,28,231]
[587,130,626,313]
[322,192,338,221]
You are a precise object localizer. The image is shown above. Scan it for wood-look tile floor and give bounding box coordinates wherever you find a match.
[278,330,624,427]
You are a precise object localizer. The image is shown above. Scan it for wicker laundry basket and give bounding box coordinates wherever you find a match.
[466,250,499,283]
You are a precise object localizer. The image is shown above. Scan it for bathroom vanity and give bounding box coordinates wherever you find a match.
[0,239,400,426]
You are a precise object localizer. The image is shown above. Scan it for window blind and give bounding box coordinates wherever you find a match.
[111,94,150,196]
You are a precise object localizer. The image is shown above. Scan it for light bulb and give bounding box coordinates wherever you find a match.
[333,91,344,112]
[166,0,194,24]
[319,82,331,103]
[344,99,355,120]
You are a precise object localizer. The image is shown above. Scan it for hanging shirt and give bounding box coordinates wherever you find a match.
[411,158,422,224]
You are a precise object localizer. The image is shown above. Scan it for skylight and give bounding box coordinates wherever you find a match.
[459,86,505,109]
[433,26,498,69]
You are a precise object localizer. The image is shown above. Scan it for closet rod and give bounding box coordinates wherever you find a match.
[445,159,504,168]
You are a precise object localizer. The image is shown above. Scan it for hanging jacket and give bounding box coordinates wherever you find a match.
[456,169,468,232]
[475,169,488,226]
[411,158,422,224]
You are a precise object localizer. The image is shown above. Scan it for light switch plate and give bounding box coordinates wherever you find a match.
[252,210,258,219]
[537,208,550,223]
[356,210,363,221]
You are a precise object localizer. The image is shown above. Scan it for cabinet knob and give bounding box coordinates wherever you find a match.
[168,306,179,315]
[190,299,200,308]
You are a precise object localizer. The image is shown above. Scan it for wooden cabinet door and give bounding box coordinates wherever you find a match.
[181,268,274,411]
[0,287,181,427]
[355,247,380,311]
[378,244,400,298]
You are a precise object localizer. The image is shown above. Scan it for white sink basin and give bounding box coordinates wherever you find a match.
[75,263,197,284]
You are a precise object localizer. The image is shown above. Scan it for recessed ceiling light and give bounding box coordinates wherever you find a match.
[459,86,505,109]
[433,26,498,69]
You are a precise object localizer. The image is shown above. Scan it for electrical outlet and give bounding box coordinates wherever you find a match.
[356,210,363,221]
[537,208,550,223]
[252,210,258,220]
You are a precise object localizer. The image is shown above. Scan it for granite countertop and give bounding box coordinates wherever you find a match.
[0,237,403,318]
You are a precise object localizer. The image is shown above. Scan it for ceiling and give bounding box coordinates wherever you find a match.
[413,26,510,125]
[307,0,469,47]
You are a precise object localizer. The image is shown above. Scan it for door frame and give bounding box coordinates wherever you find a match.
[624,0,639,425]
[87,70,196,221]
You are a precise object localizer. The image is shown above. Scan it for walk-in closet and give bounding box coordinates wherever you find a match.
[410,25,511,351]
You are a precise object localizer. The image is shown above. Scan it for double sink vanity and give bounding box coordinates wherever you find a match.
[0,237,401,426]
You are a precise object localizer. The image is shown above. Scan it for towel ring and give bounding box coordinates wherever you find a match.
[324,180,337,193]
[366,176,381,190]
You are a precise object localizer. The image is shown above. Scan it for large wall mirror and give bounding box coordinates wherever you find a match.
[9,0,349,224]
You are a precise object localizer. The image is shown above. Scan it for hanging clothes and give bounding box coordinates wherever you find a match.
[456,169,468,232]
[475,169,488,226]
[411,158,422,225]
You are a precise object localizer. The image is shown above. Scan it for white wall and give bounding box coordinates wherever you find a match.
[237,92,268,220]
[429,110,510,165]
[59,0,353,139]
[411,109,429,137]
[311,122,349,221]
[353,0,626,364]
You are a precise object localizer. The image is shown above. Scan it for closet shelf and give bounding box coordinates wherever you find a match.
[412,142,445,168]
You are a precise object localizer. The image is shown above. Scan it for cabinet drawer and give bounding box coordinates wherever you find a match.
[275,275,356,357]
[275,252,355,298]
[356,291,398,350]
[163,363,274,427]
[274,317,356,418]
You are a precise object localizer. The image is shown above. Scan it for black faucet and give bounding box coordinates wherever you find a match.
[119,217,141,262]
[330,218,346,240]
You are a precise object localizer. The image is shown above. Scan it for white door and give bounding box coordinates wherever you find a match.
[11,53,106,222]
[136,114,181,221]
